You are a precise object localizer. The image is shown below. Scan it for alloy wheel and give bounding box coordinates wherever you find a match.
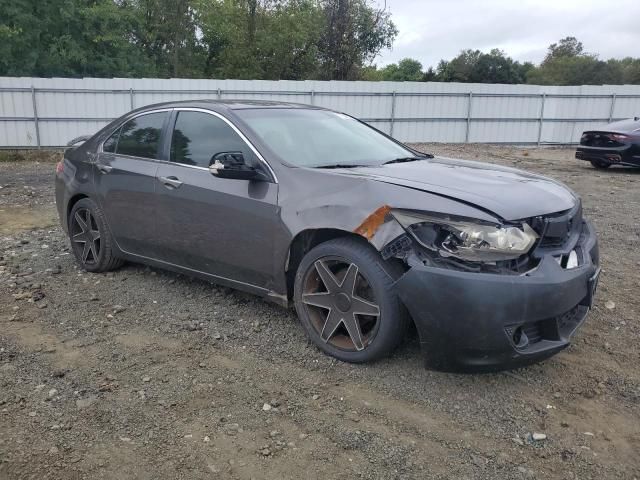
[71,208,101,265]
[301,257,381,351]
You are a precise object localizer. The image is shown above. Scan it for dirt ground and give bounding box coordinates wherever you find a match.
[0,145,638,480]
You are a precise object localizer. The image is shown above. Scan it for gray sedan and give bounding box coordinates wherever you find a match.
[55,100,599,371]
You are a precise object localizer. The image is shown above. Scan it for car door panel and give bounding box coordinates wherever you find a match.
[155,164,279,288]
[93,110,169,257]
[153,109,279,290]
[94,153,158,255]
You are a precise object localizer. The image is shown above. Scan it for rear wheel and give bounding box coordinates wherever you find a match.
[293,237,408,363]
[68,198,123,272]
[590,159,611,169]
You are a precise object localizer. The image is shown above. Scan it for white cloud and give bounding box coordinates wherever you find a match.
[374,0,640,68]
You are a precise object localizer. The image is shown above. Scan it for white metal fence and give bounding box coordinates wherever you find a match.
[1,77,639,148]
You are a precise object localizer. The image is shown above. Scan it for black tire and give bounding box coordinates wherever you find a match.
[293,236,409,363]
[590,159,611,169]
[68,198,124,272]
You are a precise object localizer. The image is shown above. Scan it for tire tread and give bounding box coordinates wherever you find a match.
[294,236,409,363]
[69,198,124,272]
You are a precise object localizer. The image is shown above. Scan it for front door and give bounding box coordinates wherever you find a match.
[94,110,169,256]
[155,109,279,290]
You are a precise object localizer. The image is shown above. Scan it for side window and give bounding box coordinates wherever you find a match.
[102,128,120,153]
[170,111,252,168]
[116,112,167,159]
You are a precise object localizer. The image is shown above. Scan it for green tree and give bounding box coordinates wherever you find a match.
[618,57,640,84]
[0,0,156,77]
[317,0,397,80]
[543,36,584,63]
[196,0,394,80]
[436,49,528,84]
[379,58,424,81]
[422,66,437,81]
[527,37,623,85]
[130,0,204,77]
[1,0,398,80]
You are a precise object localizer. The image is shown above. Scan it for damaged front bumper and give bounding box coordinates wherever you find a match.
[395,220,599,372]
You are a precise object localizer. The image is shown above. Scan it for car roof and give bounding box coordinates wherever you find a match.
[132,99,324,114]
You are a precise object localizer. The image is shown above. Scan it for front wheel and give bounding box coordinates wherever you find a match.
[293,237,409,363]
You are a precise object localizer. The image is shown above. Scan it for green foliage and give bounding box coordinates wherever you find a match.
[527,56,616,86]
[618,58,640,84]
[197,0,325,80]
[526,36,636,86]
[378,58,424,81]
[0,0,396,80]
[367,37,639,86]
[543,36,585,62]
[316,0,397,80]
[436,49,531,84]
[1,4,639,87]
[0,0,156,77]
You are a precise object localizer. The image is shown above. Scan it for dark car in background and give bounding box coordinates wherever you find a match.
[56,100,600,372]
[576,117,640,169]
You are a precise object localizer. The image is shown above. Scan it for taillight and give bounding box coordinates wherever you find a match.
[611,134,629,141]
[56,161,64,174]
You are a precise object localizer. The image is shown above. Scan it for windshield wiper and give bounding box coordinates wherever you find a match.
[313,164,369,169]
[382,155,429,165]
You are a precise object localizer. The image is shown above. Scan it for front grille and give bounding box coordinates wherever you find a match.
[507,305,586,350]
[522,322,543,344]
[530,202,583,254]
[557,305,583,335]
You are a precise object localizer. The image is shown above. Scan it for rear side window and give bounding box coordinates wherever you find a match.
[102,128,120,153]
[170,111,251,168]
[116,112,167,159]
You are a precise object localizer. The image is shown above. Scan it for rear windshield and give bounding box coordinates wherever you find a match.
[235,108,414,168]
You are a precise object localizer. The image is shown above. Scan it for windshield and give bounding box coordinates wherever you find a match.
[235,108,416,168]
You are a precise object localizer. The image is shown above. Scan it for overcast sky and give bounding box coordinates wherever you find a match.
[376,0,640,69]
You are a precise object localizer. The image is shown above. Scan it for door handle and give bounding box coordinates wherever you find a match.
[159,176,183,189]
[97,164,113,174]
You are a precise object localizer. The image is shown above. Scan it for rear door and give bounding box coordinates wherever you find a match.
[94,110,170,256]
[154,109,279,290]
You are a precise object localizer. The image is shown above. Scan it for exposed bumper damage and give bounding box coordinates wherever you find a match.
[357,202,600,372]
[353,205,406,250]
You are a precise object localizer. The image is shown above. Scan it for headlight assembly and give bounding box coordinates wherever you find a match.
[392,210,538,262]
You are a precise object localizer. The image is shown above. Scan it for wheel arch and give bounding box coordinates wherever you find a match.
[284,227,408,301]
[66,193,90,228]
[285,228,366,300]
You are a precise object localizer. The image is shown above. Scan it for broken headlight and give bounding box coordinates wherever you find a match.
[392,210,538,262]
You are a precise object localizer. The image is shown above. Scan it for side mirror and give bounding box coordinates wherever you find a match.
[209,152,258,180]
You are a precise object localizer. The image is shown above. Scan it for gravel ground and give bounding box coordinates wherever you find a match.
[0,145,639,479]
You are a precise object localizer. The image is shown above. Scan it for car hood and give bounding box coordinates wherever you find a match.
[338,156,577,221]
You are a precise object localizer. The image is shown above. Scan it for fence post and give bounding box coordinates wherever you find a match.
[537,93,546,147]
[608,93,617,123]
[129,88,134,110]
[310,90,315,105]
[465,92,473,143]
[217,88,222,100]
[390,91,397,137]
[31,86,41,150]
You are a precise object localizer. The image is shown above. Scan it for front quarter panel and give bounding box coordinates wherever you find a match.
[272,166,501,294]
[278,167,500,234]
